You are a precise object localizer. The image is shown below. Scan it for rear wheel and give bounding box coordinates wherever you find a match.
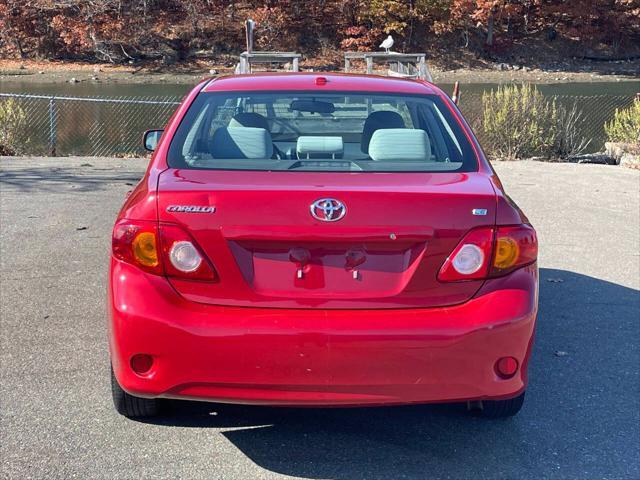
[110,366,160,418]
[478,391,525,418]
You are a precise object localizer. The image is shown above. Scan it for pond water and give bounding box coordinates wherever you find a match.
[1,77,638,156]
[1,78,638,98]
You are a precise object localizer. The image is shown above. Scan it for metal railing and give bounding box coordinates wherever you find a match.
[0,91,636,157]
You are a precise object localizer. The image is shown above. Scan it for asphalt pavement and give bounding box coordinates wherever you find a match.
[1,157,639,479]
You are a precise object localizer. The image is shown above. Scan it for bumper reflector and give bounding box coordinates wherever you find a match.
[495,356,519,379]
[130,354,154,375]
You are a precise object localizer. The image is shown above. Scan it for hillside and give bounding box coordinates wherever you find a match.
[1,0,639,73]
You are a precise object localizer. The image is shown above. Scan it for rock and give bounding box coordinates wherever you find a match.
[93,66,102,73]
[208,69,218,75]
[605,142,626,164]
[495,63,510,71]
[69,77,79,83]
[571,152,616,165]
[620,152,640,169]
[522,66,530,72]
[511,65,520,70]
[19,64,26,70]
[38,71,45,74]
[161,48,179,66]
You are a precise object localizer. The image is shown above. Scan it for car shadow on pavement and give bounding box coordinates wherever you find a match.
[0,164,143,193]
[137,268,639,479]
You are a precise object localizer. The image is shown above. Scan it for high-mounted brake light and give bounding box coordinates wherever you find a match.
[112,220,217,281]
[438,225,537,282]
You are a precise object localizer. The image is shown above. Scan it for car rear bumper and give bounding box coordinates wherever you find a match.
[108,258,538,406]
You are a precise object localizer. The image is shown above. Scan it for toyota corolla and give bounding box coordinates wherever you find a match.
[109,73,538,418]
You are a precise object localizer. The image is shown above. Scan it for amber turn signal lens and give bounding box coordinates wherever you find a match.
[493,236,519,269]
[132,231,159,267]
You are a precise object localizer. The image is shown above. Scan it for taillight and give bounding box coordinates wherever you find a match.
[438,227,494,281]
[112,220,162,275]
[438,225,537,282]
[112,220,217,281]
[158,224,217,281]
[490,225,537,277]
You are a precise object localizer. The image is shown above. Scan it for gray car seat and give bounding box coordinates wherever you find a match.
[229,112,284,158]
[228,112,270,130]
[368,129,431,162]
[211,126,274,159]
[361,111,405,154]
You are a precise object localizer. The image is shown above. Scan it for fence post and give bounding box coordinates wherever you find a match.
[49,97,58,157]
[48,97,57,156]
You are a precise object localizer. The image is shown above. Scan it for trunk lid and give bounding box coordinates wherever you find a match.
[157,170,496,309]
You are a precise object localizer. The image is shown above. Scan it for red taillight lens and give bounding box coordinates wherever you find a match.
[490,225,537,277]
[112,220,217,281]
[438,227,494,281]
[158,224,217,281]
[438,225,537,282]
[112,220,162,275]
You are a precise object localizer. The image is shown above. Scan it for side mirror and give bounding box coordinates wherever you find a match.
[143,129,164,152]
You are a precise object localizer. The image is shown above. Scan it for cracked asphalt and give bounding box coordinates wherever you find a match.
[1,157,639,479]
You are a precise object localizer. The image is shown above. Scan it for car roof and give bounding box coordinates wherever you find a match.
[202,72,439,95]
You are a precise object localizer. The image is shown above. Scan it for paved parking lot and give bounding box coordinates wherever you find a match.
[1,157,639,479]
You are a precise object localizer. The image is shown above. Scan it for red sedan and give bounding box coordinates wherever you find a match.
[109,73,538,418]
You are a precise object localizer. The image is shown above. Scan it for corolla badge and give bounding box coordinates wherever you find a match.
[310,198,346,222]
[166,205,215,213]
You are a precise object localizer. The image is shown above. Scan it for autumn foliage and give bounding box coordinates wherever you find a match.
[1,1,639,63]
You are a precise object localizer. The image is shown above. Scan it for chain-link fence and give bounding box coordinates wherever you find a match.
[457,92,637,156]
[0,93,180,157]
[0,91,636,157]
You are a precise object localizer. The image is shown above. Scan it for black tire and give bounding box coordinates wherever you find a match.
[110,366,160,418]
[480,391,525,418]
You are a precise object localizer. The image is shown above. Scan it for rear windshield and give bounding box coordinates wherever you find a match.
[167,91,477,172]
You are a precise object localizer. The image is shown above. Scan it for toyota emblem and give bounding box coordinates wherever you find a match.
[310,198,346,222]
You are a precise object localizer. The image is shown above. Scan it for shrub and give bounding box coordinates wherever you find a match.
[605,99,640,144]
[553,102,591,159]
[0,98,27,155]
[481,84,557,160]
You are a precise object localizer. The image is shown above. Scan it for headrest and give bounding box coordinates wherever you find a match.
[296,136,344,159]
[368,129,431,162]
[361,110,405,153]
[228,112,270,131]
[211,127,273,159]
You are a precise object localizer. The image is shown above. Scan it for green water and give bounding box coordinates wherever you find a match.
[1,77,638,98]
[1,78,638,155]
